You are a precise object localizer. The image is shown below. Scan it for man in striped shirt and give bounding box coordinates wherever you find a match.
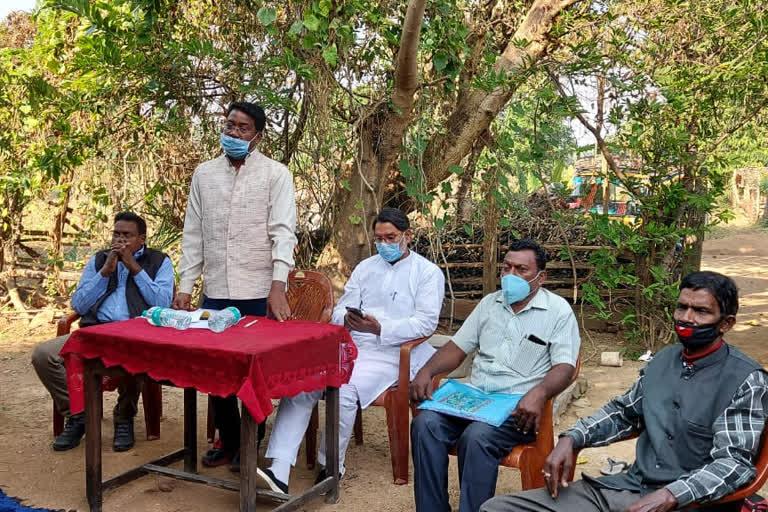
[482,271,768,512]
[410,238,581,512]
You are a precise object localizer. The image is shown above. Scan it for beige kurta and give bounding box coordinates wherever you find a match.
[178,152,297,300]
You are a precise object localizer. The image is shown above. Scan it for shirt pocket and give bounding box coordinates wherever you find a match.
[504,336,549,376]
[682,421,714,465]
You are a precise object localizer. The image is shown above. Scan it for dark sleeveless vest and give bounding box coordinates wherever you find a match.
[79,247,168,327]
[590,343,763,494]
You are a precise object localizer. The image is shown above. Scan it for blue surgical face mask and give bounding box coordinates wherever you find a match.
[220,133,255,160]
[501,271,541,305]
[376,235,405,263]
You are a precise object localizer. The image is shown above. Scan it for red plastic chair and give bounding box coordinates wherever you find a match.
[422,358,581,490]
[52,311,163,440]
[496,357,580,489]
[570,419,768,510]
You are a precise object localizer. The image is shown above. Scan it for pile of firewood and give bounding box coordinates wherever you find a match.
[412,199,605,301]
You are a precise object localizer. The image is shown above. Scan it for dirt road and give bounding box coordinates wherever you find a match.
[1,231,766,511]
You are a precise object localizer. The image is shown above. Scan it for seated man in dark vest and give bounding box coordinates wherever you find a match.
[482,271,768,512]
[32,212,174,452]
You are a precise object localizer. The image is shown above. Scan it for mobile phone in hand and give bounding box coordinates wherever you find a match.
[346,306,364,318]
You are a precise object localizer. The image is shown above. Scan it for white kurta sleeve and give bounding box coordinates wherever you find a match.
[268,166,297,283]
[177,169,204,294]
[377,261,444,346]
[332,264,363,326]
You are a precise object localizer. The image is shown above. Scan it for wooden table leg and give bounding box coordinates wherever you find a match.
[84,359,103,512]
[184,388,197,473]
[240,404,260,512]
[324,386,340,504]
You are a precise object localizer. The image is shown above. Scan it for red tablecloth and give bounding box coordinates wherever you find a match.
[60,317,357,423]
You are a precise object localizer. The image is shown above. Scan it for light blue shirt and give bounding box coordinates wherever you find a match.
[452,288,580,395]
[71,246,175,323]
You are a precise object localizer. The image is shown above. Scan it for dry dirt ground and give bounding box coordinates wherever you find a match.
[1,231,768,511]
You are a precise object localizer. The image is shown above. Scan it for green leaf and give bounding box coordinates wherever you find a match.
[348,213,362,225]
[463,223,474,237]
[322,44,338,67]
[288,20,303,36]
[398,159,416,178]
[317,0,332,17]
[433,52,447,72]
[257,7,277,26]
[303,13,321,31]
[448,164,464,175]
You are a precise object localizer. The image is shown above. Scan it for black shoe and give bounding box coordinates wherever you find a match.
[53,414,85,451]
[202,447,235,467]
[229,451,240,473]
[113,421,135,452]
[257,467,289,494]
[314,467,342,493]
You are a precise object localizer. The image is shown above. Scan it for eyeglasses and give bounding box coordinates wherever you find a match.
[222,121,255,137]
[374,233,405,244]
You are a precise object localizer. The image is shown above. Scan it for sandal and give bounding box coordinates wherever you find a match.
[600,457,629,475]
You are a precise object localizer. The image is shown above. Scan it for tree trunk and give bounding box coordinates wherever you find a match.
[682,178,706,275]
[50,179,72,295]
[455,168,475,225]
[602,155,610,214]
[456,129,491,225]
[316,0,428,291]
[482,171,500,296]
[4,277,27,313]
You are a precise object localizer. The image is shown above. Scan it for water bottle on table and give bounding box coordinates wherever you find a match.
[208,307,242,333]
[143,306,192,330]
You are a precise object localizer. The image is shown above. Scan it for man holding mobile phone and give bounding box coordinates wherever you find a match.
[258,208,445,493]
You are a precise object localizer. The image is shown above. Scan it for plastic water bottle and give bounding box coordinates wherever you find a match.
[142,307,192,330]
[208,307,242,333]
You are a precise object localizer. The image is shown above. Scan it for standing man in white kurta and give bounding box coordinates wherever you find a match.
[258,207,445,493]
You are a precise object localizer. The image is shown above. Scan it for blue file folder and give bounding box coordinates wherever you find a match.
[417,379,523,427]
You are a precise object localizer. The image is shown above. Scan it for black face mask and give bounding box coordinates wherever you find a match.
[674,320,722,350]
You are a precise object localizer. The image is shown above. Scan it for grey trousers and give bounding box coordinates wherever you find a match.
[480,480,742,512]
[31,335,142,423]
[480,480,640,512]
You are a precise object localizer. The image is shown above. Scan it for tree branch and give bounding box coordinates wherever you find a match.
[547,68,641,198]
[420,0,584,193]
[703,95,768,158]
[392,0,427,114]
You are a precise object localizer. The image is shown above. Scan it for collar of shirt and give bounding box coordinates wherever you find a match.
[224,149,263,172]
[132,246,145,260]
[495,287,550,314]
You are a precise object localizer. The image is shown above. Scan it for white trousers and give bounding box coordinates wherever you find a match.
[265,354,401,473]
